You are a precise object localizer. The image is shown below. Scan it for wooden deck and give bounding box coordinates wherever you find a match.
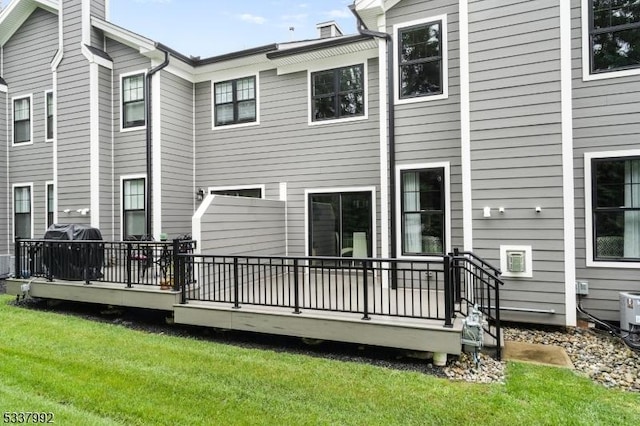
[5,275,464,355]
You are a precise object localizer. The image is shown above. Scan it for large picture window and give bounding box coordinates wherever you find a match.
[398,19,444,99]
[311,64,364,121]
[14,186,32,239]
[588,0,640,74]
[214,76,256,126]
[123,178,146,239]
[591,157,640,261]
[400,168,445,256]
[13,96,31,144]
[122,73,145,129]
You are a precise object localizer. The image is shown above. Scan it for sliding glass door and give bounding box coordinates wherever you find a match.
[309,191,372,258]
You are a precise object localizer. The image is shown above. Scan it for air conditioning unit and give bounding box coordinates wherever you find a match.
[620,291,640,345]
[0,255,14,279]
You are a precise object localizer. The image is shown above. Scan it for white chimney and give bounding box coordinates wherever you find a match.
[316,21,344,39]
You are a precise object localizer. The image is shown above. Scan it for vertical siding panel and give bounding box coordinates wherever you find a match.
[4,8,57,237]
[468,0,566,325]
[571,0,640,321]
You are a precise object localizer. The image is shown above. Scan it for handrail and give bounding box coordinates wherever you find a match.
[454,248,502,277]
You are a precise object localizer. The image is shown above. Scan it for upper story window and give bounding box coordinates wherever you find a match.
[214,76,257,127]
[588,0,640,74]
[311,64,365,122]
[122,73,145,129]
[45,91,54,141]
[591,156,640,262]
[13,95,32,144]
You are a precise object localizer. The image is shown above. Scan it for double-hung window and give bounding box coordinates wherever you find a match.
[214,76,257,127]
[311,64,365,122]
[588,0,640,74]
[45,91,54,141]
[47,183,55,228]
[122,73,145,129]
[591,156,640,261]
[397,17,446,100]
[13,96,32,144]
[14,186,32,239]
[123,178,146,239]
[400,168,445,256]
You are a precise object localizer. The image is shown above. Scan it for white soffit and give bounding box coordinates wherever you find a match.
[271,40,378,71]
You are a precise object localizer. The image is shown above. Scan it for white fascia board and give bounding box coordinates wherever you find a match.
[91,16,155,53]
[276,47,378,76]
[0,84,7,93]
[193,58,274,84]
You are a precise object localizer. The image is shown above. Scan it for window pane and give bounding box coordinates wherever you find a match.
[14,98,30,120]
[123,75,144,102]
[15,214,31,239]
[592,28,640,72]
[215,104,234,125]
[124,101,145,127]
[237,100,256,121]
[125,211,146,238]
[211,188,262,198]
[14,187,30,213]
[215,82,233,104]
[400,23,441,63]
[236,77,255,101]
[400,61,442,98]
[338,92,364,117]
[124,179,144,210]
[14,121,30,143]
[313,71,335,96]
[313,96,336,120]
[310,194,340,257]
[339,66,363,91]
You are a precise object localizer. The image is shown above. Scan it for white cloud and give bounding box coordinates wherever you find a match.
[325,9,350,18]
[238,14,267,25]
[281,13,308,23]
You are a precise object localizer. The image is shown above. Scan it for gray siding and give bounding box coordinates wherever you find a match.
[468,0,565,325]
[199,196,286,255]
[386,0,464,250]
[99,65,114,240]
[571,0,640,321]
[3,8,57,237]
[106,39,150,238]
[160,71,194,239]
[195,59,381,257]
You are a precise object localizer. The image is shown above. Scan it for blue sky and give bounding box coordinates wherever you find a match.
[109,0,357,58]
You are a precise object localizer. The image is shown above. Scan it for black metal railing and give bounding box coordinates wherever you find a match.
[451,248,504,359]
[176,254,451,322]
[14,238,196,289]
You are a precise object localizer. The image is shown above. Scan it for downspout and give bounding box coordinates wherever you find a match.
[145,48,170,237]
[350,6,397,260]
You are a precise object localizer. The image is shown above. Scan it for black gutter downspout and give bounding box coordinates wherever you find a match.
[145,48,170,238]
[350,6,397,261]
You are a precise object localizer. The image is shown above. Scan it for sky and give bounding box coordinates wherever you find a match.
[108,0,358,58]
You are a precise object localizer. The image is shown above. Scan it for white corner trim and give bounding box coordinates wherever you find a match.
[394,162,451,261]
[584,149,640,270]
[119,174,147,241]
[304,186,377,259]
[52,71,59,226]
[51,4,64,71]
[377,36,390,259]
[152,73,162,240]
[459,0,472,252]
[211,74,260,130]
[307,62,368,126]
[11,182,34,240]
[561,0,577,327]
[89,63,100,228]
[11,93,33,147]
[192,193,215,255]
[393,14,449,105]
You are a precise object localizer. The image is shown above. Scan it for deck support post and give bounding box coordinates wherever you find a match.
[362,260,370,321]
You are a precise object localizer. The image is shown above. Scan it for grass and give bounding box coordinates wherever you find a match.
[0,295,638,425]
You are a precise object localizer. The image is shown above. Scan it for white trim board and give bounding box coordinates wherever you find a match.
[459,0,473,252]
[208,184,266,199]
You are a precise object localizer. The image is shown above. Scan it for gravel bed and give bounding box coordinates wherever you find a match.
[3,291,638,392]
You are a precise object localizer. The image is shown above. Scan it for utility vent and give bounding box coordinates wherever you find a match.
[506,250,526,273]
[316,21,343,39]
[0,255,13,279]
[500,245,533,278]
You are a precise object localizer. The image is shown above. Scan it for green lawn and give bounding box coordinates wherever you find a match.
[0,295,638,426]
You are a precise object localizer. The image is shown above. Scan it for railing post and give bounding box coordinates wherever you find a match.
[46,241,53,282]
[453,248,461,303]
[293,259,300,314]
[172,239,180,292]
[14,238,21,278]
[443,254,453,328]
[362,260,370,321]
[126,242,133,288]
[233,257,240,309]
[83,243,90,285]
[494,278,502,360]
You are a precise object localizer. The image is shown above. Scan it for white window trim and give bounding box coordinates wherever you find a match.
[12,94,34,146]
[119,70,147,133]
[12,182,34,240]
[208,184,266,199]
[581,0,640,81]
[585,150,640,269]
[304,186,377,259]
[307,62,369,126]
[211,74,260,130]
[45,181,55,232]
[44,90,55,143]
[395,162,451,261]
[393,14,448,105]
[119,174,147,240]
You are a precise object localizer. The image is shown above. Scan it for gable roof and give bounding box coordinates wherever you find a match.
[0,0,58,46]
